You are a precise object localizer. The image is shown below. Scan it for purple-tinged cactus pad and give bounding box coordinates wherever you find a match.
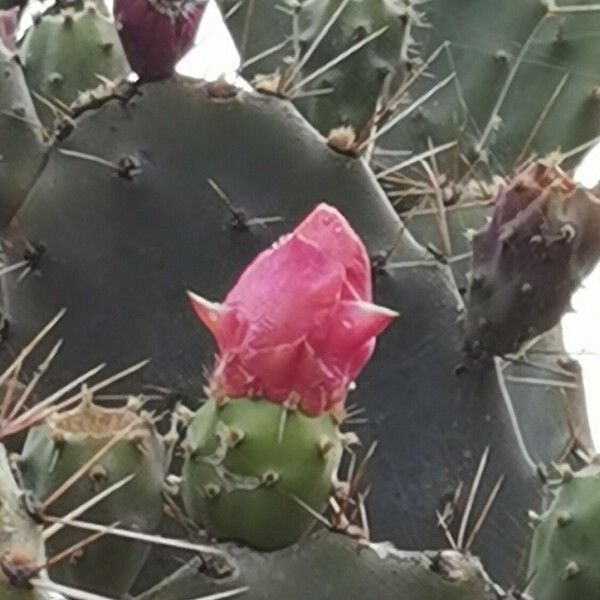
[465,161,600,359]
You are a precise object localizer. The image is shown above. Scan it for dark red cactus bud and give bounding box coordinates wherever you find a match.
[0,8,18,53]
[465,160,600,359]
[114,0,206,79]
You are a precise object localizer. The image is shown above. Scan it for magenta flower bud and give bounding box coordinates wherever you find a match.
[114,0,206,79]
[188,203,397,416]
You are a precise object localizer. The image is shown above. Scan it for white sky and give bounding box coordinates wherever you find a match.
[21,0,600,446]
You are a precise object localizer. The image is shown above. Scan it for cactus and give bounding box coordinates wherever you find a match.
[0,445,49,600]
[114,0,207,80]
[465,160,600,360]
[218,0,600,167]
[181,397,344,550]
[19,395,167,596]
[3,78,554,585]
[19,1,129,127]
[1,0,600,598]
[181,204,393,548]
[377,0,600,173]
[254,0,415,145]
[527,463,600,600]
[135,530,507,600]
[0,36,45,227]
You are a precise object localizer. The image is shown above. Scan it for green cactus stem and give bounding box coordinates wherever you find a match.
[0,41,46,228]
[19,396,167,597]
[19,1,129,127]
[134,529,508,600]
[0,445,49,600]
[527,463,600,600]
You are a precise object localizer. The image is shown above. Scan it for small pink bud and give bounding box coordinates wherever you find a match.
[188,204,397,415]
[114,0,206,79]
[0,8,18,53]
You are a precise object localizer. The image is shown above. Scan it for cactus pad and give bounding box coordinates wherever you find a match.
[0,42,45,227]
[135,530,506,600]
[19,397,166,597]
[19,2,129,126]
[527,463,600,600]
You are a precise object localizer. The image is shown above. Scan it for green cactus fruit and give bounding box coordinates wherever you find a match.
[0,445,50,600]
[527,463,600,600]
[181,397,343,550]
[134,530,506,600]
[19,397,167,597]
[19,2,129,127]
[0,40,46,228]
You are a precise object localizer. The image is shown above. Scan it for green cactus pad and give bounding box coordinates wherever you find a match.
[181,397,343,550]
[221,0,418,141]
[19,2,129,127]
[0,445,49,600]
[0,42,46,228]
[135,530,506,600]
[378,0,600,178]
[527,464,600,600]
[19,398,166,597]
[220,0,600,166]
[5,76,561,585]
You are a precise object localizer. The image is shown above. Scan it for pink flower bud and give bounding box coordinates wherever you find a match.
[189,204,397,415]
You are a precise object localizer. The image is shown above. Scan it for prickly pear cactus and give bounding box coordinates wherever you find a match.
[219,0,600,166]
[378,0,600,173]
[2,0,600,597]
[254,0,414,143]
[181,397,344,550]
[19,1,129,126]
[5,77,551,585]
[0,446,49,600]
[527,463,600,600]
[0,38,45,227]
[136,530,506,600]
[19,396,167,596]
[465,161,600,359]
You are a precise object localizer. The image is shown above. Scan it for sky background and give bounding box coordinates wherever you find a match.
[21,0,600,446]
